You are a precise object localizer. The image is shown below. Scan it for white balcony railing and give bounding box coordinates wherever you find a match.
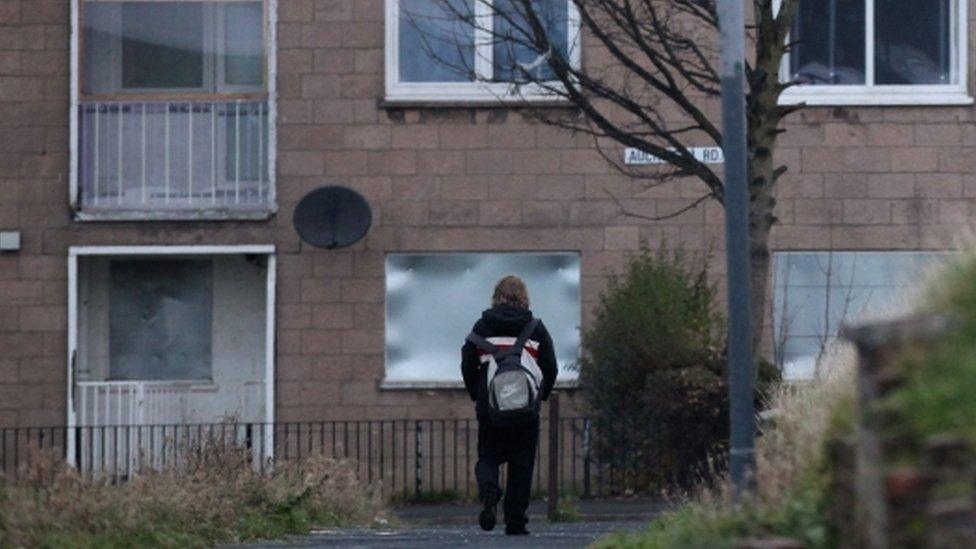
[76,100,272,218]
[75,381,265,476]
[77,381,191,427]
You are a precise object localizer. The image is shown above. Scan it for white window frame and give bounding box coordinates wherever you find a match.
[66,245,277,465]
[778,0,971,106]
[384,0,582,104]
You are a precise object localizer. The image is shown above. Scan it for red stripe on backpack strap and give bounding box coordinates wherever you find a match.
[477,344,538,359]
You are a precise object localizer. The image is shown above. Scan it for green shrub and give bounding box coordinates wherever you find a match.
[577,245,776,492]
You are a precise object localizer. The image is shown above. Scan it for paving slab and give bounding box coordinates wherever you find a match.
[393,498,667,525]
[228,499,664,548]
[230,520,646,548]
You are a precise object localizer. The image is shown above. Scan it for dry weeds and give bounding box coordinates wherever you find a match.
[0,442,386,548]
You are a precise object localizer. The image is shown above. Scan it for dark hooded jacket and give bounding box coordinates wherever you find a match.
[461,304,558,421]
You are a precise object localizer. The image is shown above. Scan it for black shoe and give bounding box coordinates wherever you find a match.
[479,501,497,531]
[505,525,529,536]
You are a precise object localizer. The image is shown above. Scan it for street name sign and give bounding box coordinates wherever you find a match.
[624,147,725,165]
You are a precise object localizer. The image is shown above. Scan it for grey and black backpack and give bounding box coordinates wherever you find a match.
[466,318,542,424]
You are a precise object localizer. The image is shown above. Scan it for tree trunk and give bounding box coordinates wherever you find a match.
[749,223,772,358]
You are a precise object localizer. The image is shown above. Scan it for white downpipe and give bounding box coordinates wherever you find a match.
[66,251,78,466]
[264,253,277,467]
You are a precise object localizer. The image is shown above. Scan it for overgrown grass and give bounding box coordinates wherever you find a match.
[593,344,858,548]
[886,252,976,445]
[0,444,385,548]
[595,472,832,549]
[549,496,583,523]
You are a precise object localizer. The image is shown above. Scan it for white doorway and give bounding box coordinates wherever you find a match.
[66,245,276,473]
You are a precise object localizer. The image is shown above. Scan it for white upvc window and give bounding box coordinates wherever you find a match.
[384,0,582,104]
[70,0,278,220]
[779,0,971,106]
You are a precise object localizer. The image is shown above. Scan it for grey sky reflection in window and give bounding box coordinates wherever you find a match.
[385,253,580,384]
[399,0,475,82]
[492,0,569,82]
[772,251,948,380]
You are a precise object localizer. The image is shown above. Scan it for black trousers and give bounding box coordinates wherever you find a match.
[475,419,539,529]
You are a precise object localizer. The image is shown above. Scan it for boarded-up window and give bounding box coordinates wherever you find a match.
[385,252,581,384]
[109,259,213,380]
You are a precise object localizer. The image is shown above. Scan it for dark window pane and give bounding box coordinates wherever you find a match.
[791,0,866,85]
[875,0,951,84]
[109,259,213,381]
[493,0,568,82]
[224,2,264,86]
[122,2,205,89]
[399,0,475,82]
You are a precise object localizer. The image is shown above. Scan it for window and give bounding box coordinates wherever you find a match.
[384,253,581,387]
[72,0,275,219]
[780,0,970,105]
[773,251,948,381]
[385,0,581,103]
[83,1,265,95]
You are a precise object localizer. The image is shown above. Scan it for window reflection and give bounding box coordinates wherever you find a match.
[773,251,949,380]
[875,0,952,84]
[791,0,866,85]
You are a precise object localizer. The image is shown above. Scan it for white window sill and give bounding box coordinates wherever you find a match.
[379,379,580,390]
[779,86,973,107]
[384,82,573,108]
[73,206,277,223]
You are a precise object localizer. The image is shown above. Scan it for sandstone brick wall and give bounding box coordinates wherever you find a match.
[1,0,975,426]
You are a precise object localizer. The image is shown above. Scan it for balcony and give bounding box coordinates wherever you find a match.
[75,99,274,220]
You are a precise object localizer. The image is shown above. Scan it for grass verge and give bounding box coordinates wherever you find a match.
[592,344,858,548]
[0,444,385,548]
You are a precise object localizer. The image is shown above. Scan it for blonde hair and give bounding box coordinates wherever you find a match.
[492,275,530,308]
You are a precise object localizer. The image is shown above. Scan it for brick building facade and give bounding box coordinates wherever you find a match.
[0,0,973,430]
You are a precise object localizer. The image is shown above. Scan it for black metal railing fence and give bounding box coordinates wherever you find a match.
[0,416,631,500]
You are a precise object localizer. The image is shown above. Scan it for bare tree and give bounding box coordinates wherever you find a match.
[406,0,801,352]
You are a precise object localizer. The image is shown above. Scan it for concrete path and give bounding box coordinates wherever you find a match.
[230,499,662,548]
[235,521,645,548]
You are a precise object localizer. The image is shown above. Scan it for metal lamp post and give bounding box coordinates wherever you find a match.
[717,0,756,498]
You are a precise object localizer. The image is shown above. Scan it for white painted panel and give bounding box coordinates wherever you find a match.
[385,252,581,384]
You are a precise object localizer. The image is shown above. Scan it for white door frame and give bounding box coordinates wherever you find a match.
[66,245,277,466]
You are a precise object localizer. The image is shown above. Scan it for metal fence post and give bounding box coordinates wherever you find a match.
[547,393,560,520]
[582,418,592,499]
[414,421,423,500]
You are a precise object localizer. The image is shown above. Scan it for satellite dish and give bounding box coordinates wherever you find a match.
[293,186,372,249]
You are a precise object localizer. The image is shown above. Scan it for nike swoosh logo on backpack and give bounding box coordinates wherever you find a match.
[500,386,518,399]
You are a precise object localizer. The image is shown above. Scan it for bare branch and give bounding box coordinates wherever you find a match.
[605,188,713,222]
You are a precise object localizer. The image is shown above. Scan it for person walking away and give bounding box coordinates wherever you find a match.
[461,275,558,536]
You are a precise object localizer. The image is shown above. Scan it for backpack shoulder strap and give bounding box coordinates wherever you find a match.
[511,318,540,356]
[466,331,499,354]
